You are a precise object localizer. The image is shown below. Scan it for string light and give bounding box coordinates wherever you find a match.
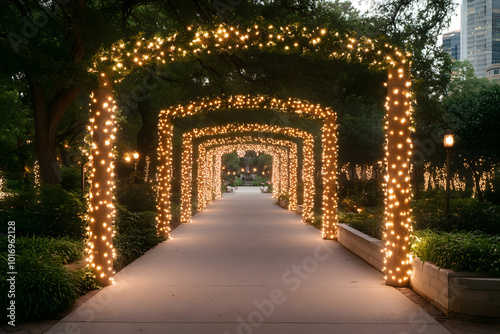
[197,137,298,211]
[87,74,116,286]
[163,123,316,224]
[88,23,412,287]
[382,66,413,287]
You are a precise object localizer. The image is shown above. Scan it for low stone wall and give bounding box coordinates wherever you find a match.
[411,257,500,318]
[337,224,384,272]
[336,223,500,318]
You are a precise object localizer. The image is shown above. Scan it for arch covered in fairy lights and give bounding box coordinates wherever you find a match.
[168,123,315,225]
[197,136,299,211]
[88,23,412,287]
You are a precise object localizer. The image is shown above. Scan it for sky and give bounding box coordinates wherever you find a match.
[351,0,462,33]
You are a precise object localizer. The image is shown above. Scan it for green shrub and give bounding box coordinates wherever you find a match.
[338,179,382,207]
[339,208,385,240]
[113,206,164,271]
[278,194,290,201]
[0,250,80,322]
[412,196,500,235]
[411,230,500,276]
[72,267,100,295]
[234,178,244,186]
[0,184,86,239]
[115,182,156,212]
[0,236,84,264]
[252,176,270,186]
[311,215,322,230]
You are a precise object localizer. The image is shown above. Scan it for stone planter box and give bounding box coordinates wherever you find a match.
[410,257,500,318]
[336,223,384,272]
[278,198,289,209]
[336,223,500,318]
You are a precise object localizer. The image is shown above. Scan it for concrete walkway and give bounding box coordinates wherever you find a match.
[47,187,450,334]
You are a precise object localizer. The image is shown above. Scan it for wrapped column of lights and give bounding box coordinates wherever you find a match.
[383,64,413,287]
[87,74,116,286]
[205,144,285,204]
[321,114,339,239]
[178,124,314,223]
[156,118,173,237]
[89,22,410,285]
[198,136,298,208]
[200,144,286,206]
[180,132,195,222]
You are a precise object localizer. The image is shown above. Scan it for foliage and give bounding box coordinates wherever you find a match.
[0,250,78,323]
[338,179,382,209]
[113,206,164,271]
[412,194,500,235]
[0,78,33,180]
[0,184,86,239]
[226,178,243,187]
[278,194,290,201]
[485,172,500,205]
[339,208,385,240]
[252,176,271,186]
[0,236,84,265]
[311,215,322,230]
[411,230,500,276]
[115,175,157,212]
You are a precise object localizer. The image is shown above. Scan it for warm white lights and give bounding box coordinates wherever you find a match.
[88,23,412,288]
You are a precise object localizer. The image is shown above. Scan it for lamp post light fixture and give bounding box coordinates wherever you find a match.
[444,130,454,214]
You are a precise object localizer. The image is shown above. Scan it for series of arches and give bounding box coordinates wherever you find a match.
[87,24,412,287]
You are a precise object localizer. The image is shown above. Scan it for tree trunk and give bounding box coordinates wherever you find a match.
[29,75,82,184]
[136,100,157,176]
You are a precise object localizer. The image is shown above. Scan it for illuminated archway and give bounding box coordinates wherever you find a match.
[159,95,337,237]
[206,144,287,201]
[88,24,412,287]
[169,123,315,225]
[197,137,298,211]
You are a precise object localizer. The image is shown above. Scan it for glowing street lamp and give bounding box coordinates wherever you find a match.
[444,130,454,214]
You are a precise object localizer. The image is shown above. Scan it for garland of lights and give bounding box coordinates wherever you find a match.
[197,136,298,210]
[97,24,409,78]
[204,144,286,204]
[88,23,412,287]
[86,74,117,286]
[206,145,287,202]
[172,123,315,224]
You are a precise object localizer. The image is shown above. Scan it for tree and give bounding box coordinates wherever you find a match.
[443,74,500,199]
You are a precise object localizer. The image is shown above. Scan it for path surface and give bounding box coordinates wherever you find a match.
[47,187,450,334]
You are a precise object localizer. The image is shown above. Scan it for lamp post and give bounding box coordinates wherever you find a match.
[133,152,139,171]
[444,130,454,214]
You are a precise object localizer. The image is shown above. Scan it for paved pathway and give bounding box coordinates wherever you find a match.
[47,187,450,334]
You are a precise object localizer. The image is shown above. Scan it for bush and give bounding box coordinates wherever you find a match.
[412,196,500,235]
[0,236,84,264]
[311,215,322,230]
[411,230,500,276]
[0,184,86,239]
[113,206,164,271]
[115,182,156,213]
[252,176,270,186]
[0,250,79,322]
[338,179,382,208]
[339,208,385,240]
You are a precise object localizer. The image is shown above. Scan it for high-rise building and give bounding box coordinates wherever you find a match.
[443,30,461,60]
[461,0,500,78]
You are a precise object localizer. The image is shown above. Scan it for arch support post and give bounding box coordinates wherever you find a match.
[321,115,338,239]
[88,74,116,286]
[384,65,412,287]
[157,117,173,237]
